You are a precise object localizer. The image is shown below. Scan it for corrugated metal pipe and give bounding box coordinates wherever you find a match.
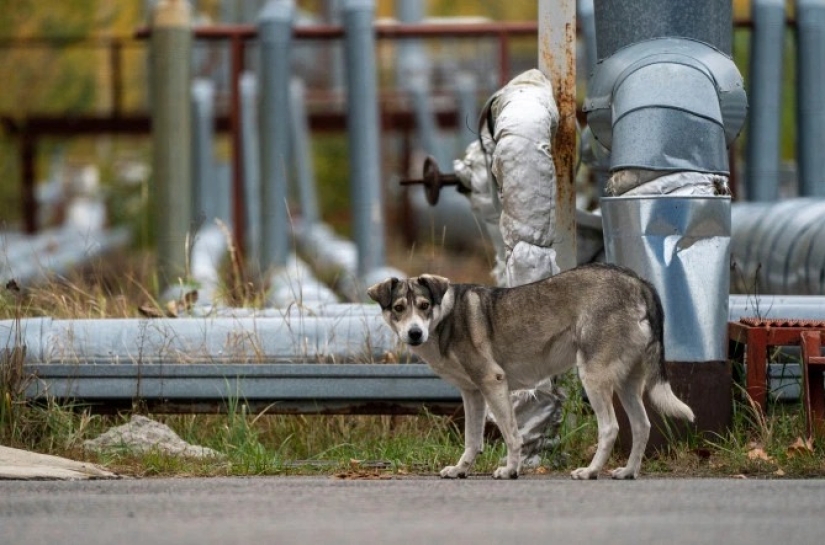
[730,198,825,295]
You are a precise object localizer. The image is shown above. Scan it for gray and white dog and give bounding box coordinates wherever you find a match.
[368,263,695,480]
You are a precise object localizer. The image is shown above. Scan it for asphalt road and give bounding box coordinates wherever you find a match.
[2,476,824,545]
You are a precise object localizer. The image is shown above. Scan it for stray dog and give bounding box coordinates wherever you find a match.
[368,263,695,480]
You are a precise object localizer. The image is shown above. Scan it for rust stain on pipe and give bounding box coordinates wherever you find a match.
[538,0,577,271]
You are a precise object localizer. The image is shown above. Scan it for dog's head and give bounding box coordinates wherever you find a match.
[367,275,451,346]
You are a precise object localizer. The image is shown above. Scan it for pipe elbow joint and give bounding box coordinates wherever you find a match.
[584,38,747,175]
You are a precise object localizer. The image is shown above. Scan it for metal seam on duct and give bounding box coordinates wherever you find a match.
[611,63,723,126]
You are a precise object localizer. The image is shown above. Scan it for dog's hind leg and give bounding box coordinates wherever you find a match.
[441,389,486,479]
[571,373,618,480]
[478,370,522,479]
[610,374,651,479]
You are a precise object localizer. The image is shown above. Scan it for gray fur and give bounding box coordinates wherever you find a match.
[368,263,695,480]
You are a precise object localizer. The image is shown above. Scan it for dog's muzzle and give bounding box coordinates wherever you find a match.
[406,327,424,346]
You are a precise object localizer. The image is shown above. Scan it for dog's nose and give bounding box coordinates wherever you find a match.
[408,328,422,343]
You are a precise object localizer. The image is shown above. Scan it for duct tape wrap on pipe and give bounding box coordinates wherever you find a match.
[601,195,731,362]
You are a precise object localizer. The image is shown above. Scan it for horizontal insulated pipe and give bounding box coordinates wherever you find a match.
[2,314,396,365]
[731,199,825,295]
[0,227,131,286]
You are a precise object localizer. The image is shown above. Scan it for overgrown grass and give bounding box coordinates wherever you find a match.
[2,376,823,479]
[1,245,824,479]
[3,332,823,479]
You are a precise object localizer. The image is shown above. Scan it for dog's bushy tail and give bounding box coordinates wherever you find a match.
[642,280,696,423]
[648,381,695,422]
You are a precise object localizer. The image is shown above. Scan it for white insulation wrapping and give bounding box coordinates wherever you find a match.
[454,69,565,466]
[490,69,561,286]
[454,69,561,286]
[606,169,730,196]
[453,139,507,284]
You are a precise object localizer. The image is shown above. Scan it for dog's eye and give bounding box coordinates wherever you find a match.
[419,302,430,311]
[393,304,404,313]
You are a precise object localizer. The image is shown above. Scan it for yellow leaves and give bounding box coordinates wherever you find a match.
[786,437,815,458]
[331,459,395,480]
[740,437,817,478]
[746,442,774,463]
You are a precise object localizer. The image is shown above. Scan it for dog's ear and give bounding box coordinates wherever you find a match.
[367,277,399,308]
[417,274,450,305]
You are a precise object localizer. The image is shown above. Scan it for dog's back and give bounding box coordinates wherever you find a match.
[436,264,663,387]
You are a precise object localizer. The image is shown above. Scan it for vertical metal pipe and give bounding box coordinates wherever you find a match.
[191,78,216,223]
[323,0,345,92]
[578,0,598,77]
[454,72,478,151]
[110,39,124,117]
[409,76,450,168]
[746,0,785,202]
[240,72,262,268]
[342,0,386,277]
[151,0,193,284]
[538,0,577,272]
[394,0,428,90]
[289,78,321,225]
[594,0,732,58]
[229,35,247,258]
[258,0,295,269]
[796,0,825,197]
[21,134,37,234]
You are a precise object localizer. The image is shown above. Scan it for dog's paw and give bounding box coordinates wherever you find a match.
[610,466,638,480]
[492,466,519,480]
[570,467,598,480]
[439,466,467,479]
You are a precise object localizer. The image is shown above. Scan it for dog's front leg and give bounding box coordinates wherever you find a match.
[440,389,485,479]
[479,370,522,479]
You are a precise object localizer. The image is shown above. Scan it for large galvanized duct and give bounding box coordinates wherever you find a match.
[584,36,746,181]
[602,196,731,362]
[588,0,747,440]
[602,195,733,446]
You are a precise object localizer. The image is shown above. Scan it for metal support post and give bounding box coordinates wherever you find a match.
[240,72,262,268]
[796,0,825,197]
[258,0,295,269]
[342,0,386,278]
[151,0,193,284]
[289,78,321,225]
[746,0,785,201]
[191,78,216,223]
[538,0,577,272]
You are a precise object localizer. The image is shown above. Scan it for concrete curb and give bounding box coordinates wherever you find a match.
[0,445,119,481]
